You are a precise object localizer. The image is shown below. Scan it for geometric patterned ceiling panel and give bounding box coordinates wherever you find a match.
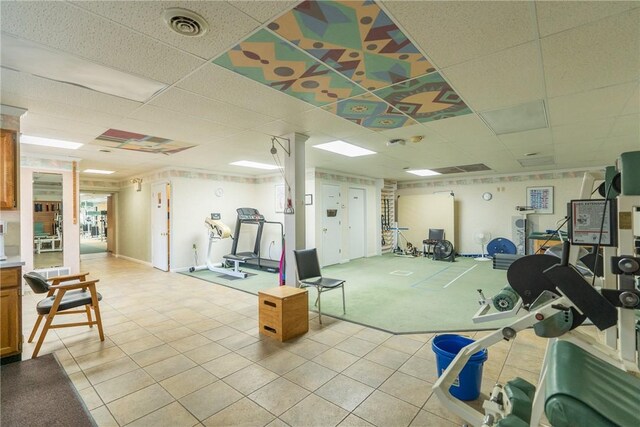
[269,0,435,90]
[374,73,473,123]
[210,0,470,132]
[322,93,418,130]
[92,129,196,154]
[213,29,365,107]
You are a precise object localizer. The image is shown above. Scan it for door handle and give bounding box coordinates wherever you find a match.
[322,228,327,232]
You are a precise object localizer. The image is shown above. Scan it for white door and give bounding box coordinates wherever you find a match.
[151,182,170,271]
[321,184,341,266]
[348,188,365,259]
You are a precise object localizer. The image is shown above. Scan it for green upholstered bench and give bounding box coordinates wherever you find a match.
[545,340,640,427]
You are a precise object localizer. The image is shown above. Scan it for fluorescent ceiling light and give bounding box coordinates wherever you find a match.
[83,169,115,175]
[313,140,376,157]
[230,160,280,170]
[406,169,441,177]
[480,100,548,135]
[21,135,83,150]
[1,34,167,102]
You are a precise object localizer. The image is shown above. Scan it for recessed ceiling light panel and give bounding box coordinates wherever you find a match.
[313,140,376,157]
[230,161,280,170]
[406,169,441,177]
[480,100,548,135]
[83,169,115,174]
[21,135,83,150]
[2,34,167,102]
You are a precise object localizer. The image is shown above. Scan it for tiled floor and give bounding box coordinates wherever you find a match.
[21,255,555,426]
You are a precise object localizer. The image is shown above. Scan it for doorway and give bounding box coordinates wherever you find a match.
[79,194,109,255]
[321,184,341,266]
[348,187,366,260]
[151,182,171,271]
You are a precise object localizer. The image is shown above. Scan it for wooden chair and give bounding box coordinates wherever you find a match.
[293,248,345,325]
[23,272,104,358]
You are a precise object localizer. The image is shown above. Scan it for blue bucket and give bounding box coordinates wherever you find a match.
[432,334,488,401]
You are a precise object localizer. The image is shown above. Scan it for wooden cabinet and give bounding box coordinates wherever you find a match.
[1,266,22,363]
[0,129,18,210]
[258,286,308,342]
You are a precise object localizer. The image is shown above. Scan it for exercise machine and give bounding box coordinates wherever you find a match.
[433,155,640,426]
[226,207,283,273]
[190,213,247,278]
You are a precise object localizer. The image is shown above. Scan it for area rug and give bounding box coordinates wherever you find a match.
[1,354,95,427]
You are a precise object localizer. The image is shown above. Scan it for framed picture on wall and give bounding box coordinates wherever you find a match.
[275,184,285,213]
[527,186,554,214]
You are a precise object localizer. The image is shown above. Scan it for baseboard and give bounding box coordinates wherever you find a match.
[114,254,152,267]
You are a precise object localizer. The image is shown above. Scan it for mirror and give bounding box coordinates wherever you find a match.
[33,172,63,269]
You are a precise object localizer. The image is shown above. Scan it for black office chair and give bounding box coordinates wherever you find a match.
[293,248,345,325]
[423,228,445,258]
[23,271,104,358]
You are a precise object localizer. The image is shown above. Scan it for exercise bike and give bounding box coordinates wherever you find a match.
[189,213,247,278]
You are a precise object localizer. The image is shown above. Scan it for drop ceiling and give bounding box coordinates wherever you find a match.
[0,0,638,181]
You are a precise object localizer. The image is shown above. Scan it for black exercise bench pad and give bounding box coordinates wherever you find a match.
[545,340,640,427]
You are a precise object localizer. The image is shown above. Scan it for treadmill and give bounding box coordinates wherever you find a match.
[225,207,283,273]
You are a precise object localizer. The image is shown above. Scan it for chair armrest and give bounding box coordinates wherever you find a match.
[48,273,90,285]
[50,280,99,291]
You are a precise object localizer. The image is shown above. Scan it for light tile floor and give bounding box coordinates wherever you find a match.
[20,255,567,426]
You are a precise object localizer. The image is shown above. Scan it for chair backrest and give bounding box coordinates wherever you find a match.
[428,228,445,240]
[293,248,322,281]
[23,272,51,294]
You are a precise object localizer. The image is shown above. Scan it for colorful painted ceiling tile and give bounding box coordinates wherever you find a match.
[373,73,472,123]
[323,93,417,130]
[93,129,196,154]
[268,0,434,90]
[213,29,364,107]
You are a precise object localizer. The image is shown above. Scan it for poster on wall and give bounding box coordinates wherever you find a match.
[527,186,554,214]
[275,184,285,213]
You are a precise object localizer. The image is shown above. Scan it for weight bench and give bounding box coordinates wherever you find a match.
[544,340,640,427]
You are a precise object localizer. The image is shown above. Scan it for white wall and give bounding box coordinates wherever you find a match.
[116,182,151,263]
[398,175,590,254]
[398,194,455,249]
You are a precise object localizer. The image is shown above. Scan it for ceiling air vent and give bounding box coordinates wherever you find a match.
[517,156,555,168]
[163,8,209,37]
[431,163,492,174]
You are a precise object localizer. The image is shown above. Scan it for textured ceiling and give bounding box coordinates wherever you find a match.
[0,0,638,181]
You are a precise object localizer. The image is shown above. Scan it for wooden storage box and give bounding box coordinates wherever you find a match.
[258,286,308,342]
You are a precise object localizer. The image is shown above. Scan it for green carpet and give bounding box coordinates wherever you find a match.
[182,255,512,334]
[80,240,107,254]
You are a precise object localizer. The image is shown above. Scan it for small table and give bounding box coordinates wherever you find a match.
[258,286,308,342]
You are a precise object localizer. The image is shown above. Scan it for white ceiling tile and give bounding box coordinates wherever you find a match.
[536,1,638,37]
[21,112,108,139]
[498,128,553,149]
[507,144,555,159]
[442,42,544,112]
[621,83,639,115]
[285,108,369,139]
[423,114,495,141]
[229,1,298,23]
[1,1,204,84]
[551,118,614,145]
[1,68,142,116]
[149,87,275,129]
[547,82,634,126]
[177,63,316,119]
[610,114,640,138]
[383,0,535,67]
[18,124,100,144]
[451,136,507,152]
[73,1,260,60]
[251,120,305,138]
[541,9,640,97]
[129,105,241,141]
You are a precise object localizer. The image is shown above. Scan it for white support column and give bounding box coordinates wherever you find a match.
[283,133,309,286]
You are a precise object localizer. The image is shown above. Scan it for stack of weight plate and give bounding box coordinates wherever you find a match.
[493,253,523,270]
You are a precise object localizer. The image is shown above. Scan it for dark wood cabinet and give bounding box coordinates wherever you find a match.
[1,266,22,363]
[0,129,18,210]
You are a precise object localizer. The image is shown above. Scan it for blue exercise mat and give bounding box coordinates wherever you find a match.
[487,238,517,256]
